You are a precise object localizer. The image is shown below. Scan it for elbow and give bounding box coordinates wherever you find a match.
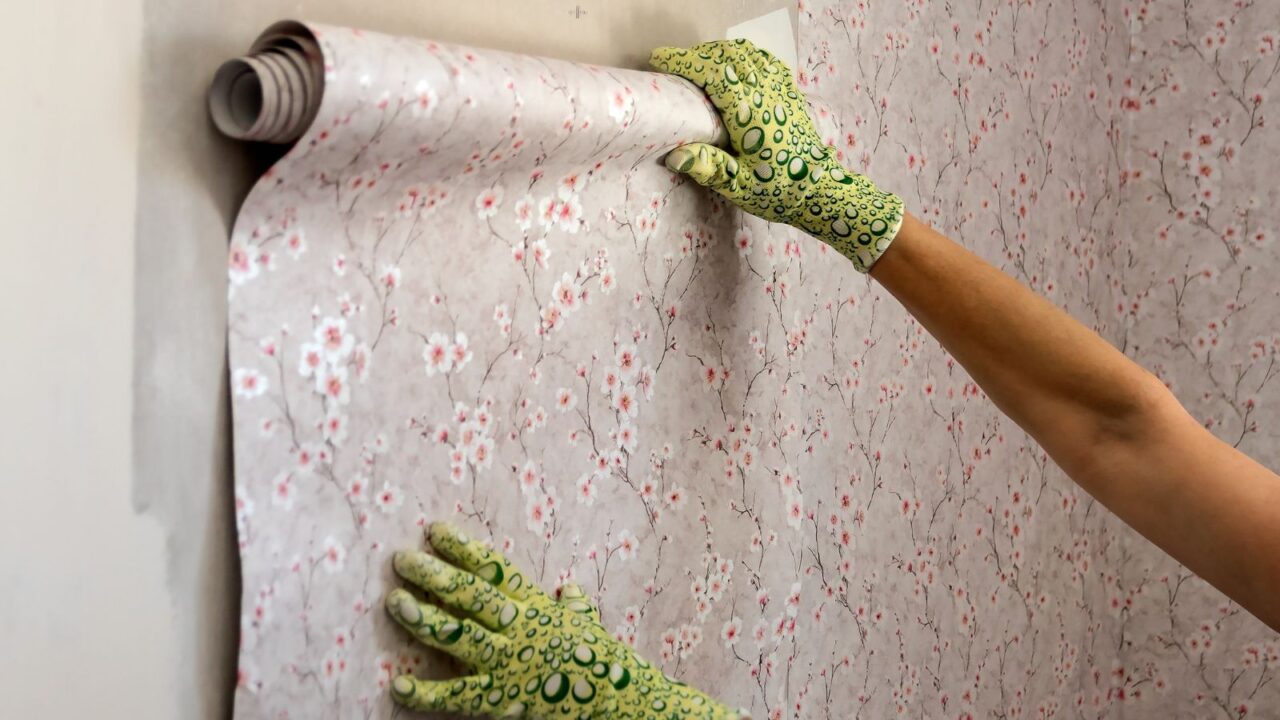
[1095,369,1180,448]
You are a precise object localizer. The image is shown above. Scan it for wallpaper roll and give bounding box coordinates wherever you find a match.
[219,20,787,718]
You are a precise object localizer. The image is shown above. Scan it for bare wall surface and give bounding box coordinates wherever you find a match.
[0,0,178,717]
[131,1,790,717]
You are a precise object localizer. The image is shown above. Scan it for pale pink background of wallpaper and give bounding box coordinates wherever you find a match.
[227,2,1280,718]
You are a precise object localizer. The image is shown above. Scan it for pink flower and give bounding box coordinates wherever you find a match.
[555,388,577,412]
[271,472,295,511]
[450,332,473,371]
[734,227,753,257]
[316,365,351,405]
[576,473,597,506]
[615,421,638,453]
[411,79,438,118]
[613,386,638,417]
[322,409,348,445]
[228,238,259,285]
[285,229,306,259]
[531,239,551,269]
[514,196,535,230]
[422,332,453,375]
[374,482,403,513]
[233,368,269,399]
[665,486,686,509]
[616,344,638,378]
[352,343,372,382]
[470,437,494,469]
[552,273,581,313]
[615,529,638,560]
[379,265,401,291]
[321,536,345,573]
[475,186,503,219]
[608,86,634,123]
[315,317,354,361]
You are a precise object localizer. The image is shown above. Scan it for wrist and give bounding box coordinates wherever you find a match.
[805,176,904,273]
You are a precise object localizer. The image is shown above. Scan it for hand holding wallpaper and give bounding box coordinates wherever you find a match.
[225,1,1280,718]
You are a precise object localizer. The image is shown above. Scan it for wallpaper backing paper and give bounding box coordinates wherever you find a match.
[225,4,1280,718]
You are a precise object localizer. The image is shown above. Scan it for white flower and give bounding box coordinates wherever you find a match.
[555,387,577,413]
[316,365,351,405]
[575,473,597,506]
[411,79,438,118]
[233,368,269,399]
[374,482,403,513]
[346,474,368,502]
[423,332,454,375]
[551,273,581,313]
[470,436,495,470]
[380,265,401,291]
[270,472,295,511]
[537,196,559,228]
[722,617,742,646]
[531,239,551,269]
[451,332,474,372]
[527,497,550,532]
[615,344,638,379]
[615,529,638,560]
[285,228,307,259]
[613,385,638,417]
[666,485,687,510]
[352,343,372,382]
[616,420,638,453]
[297,342,325,378]
[475,186,503,219]
[607,87,634,124]
[228,237,259,285]
[556,194,584,233]
[735,227,753,257]
[314,317,354,361]
[321,536,346,573]
[322,409,348,446]
[514,195,535,230]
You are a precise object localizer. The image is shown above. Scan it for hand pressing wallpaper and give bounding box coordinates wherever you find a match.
[225,1,1280,718]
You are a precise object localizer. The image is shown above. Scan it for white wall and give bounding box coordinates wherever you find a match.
[0,0,179,716]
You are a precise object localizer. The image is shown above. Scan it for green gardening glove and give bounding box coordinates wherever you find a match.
[385,522,743,718]
[650,39,904,272]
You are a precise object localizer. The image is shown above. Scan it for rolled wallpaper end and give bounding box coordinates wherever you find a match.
[208,21,323,144]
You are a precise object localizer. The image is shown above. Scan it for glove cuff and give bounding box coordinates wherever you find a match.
[816,181,905,273]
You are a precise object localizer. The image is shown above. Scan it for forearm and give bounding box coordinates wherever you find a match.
[869,213,1280,629]
[869,213,1164,473]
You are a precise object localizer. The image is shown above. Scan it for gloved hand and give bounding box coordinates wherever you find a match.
[385,522,743,718]
[650,39,904,272]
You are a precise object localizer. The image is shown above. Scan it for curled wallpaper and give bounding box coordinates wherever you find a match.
[222,3,1279,719]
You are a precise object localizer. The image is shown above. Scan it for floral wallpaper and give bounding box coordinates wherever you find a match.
[226,4,1279,719]
[1103,0,1280,716]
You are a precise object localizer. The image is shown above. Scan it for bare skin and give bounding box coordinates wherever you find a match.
[870,212,1280,631]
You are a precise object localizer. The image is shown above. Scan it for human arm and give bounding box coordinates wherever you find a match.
[651,39,1280,631]
[871,214,1280,631]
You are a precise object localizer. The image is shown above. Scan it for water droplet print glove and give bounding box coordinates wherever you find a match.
[650,39,905,273]
[386,522,744,718]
